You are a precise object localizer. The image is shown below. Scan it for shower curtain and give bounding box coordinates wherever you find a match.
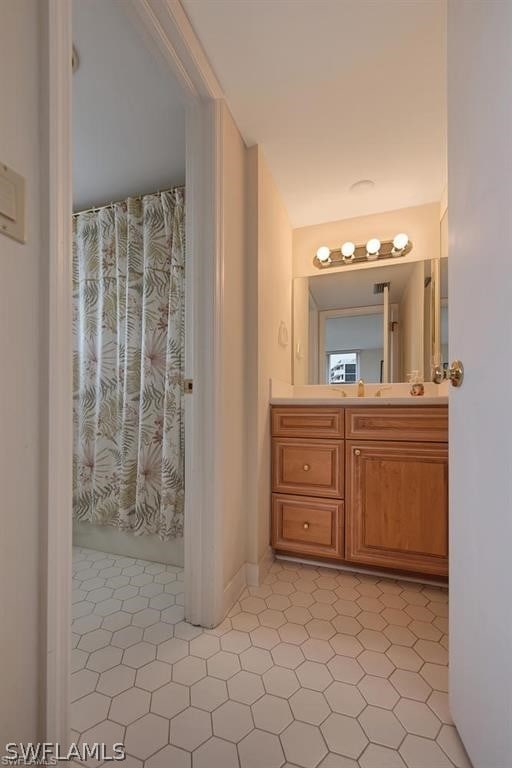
[73,188,185,540]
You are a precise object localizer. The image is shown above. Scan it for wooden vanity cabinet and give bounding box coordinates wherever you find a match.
[271,404,449,578]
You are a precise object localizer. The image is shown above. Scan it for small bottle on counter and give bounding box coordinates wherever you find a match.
[408,370,425,397]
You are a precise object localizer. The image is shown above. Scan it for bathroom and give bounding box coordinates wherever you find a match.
[69,1,456,761]
[3,1,510,766]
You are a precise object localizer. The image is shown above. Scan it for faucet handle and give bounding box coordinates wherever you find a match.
[375,386,392,398]
[330,387,347,397]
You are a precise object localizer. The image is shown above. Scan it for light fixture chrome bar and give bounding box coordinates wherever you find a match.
[313,238,413,269]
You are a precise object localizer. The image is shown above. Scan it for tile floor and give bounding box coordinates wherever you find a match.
[71,547,471,768]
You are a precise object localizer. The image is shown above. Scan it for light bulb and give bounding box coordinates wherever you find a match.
[392,233,409,252]
[341,241,356,260]
[366,238,381,258]
[316,246,331,263]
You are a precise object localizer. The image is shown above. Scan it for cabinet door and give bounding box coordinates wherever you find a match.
[346,441,448,576]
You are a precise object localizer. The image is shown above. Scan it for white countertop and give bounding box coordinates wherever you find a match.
[269,379,449,406]
[270,396,449,406]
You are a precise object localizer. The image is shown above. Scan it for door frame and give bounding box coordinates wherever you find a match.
[42,0,226,743]
[318,304,399,384]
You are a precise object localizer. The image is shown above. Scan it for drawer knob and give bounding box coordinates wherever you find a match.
[303,522,310,530]
[303,464,310,471]
[354,449,361,456]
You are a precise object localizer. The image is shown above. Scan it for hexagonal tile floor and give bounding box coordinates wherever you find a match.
[71,547,472,768]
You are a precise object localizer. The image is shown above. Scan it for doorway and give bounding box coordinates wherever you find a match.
[43,0,225,743]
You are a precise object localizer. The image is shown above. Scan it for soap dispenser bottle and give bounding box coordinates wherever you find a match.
[409,370,424,397]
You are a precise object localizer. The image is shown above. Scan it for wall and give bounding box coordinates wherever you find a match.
[221,104,248,592]
[293,202,440,278]
[0,0,44,745]
[247,146,293,571]
[73,522,183,566]
[399,260,425,379]
[448,2,512,765]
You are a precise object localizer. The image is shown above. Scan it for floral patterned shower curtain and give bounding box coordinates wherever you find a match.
[73,188,185,540]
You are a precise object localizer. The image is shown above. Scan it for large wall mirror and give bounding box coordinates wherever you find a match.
[293,256,448,385]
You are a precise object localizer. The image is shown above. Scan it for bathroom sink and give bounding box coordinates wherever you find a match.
[270,379,449,406]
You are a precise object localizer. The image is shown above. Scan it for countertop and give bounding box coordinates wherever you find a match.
[270,396,449,406]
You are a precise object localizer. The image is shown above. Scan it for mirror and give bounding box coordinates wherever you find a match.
[293,257,448,385]
[435,257,449,372]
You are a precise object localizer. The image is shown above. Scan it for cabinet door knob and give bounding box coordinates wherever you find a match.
[303,522,310,530]
[354,449,361,456]
[303,464,310,471]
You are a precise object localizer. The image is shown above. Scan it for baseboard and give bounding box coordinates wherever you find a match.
[73,520,184,567]
[246,546,274,587]
[222,561,247,617]
[275,554,448,588]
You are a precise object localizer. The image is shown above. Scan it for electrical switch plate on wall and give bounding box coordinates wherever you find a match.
[0,163,26,244]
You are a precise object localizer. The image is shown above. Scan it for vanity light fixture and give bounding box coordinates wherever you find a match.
[313,233,413,269]
[392,232,409,255]
[366,238,381,260]
[341,241,356,261]
[316,245,331,263]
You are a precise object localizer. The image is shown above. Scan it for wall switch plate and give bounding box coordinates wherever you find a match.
[0,163,26,244]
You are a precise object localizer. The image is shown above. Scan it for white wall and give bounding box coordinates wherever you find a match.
[0,0,44,745]
[293,202,441,278]
[247,146,293,570]
[72,0,185,210]
[448,1,512,766]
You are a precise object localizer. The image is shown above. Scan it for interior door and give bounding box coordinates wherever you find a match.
[448,2,512,766]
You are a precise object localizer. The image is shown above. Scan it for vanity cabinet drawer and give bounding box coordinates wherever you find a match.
[272,494,344,559]
[272,438,344,498]
[345,406,448,443]
[272,407,344,439]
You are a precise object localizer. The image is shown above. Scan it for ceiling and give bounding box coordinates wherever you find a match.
[73,0,186,210]
[308,261,416,311]
[182,0,447,227]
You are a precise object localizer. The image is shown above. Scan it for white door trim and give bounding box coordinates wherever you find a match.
[42,0,226,740]
[183,97,225,628]
[42,0,73,744]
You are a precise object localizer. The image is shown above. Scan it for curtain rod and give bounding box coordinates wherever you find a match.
[73,185,185,217]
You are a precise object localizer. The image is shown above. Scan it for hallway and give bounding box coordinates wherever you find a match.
[71,548,469,767]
